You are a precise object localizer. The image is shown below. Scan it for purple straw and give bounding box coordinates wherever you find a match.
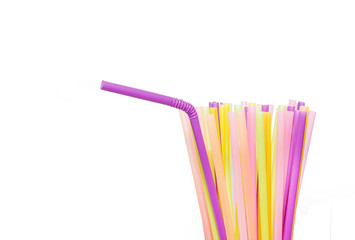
[283,110,298,224]
[101,81,227,240]
[261,104,269,112]
[297,101,305,110]
[287,106,295,112]
[283,111,307,240]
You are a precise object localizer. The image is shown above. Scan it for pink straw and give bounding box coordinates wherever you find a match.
[273,110,285,240]
[283,111,294,195]
[247,105,257,233]
[229,112,248,240]
[101,81,227,240]
[179,112,213,240]
[288,100,297,108]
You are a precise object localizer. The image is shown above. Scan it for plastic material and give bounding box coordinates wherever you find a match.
[101,81,227,240]
[283,111,306,240]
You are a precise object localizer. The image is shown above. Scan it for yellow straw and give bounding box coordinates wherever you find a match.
[219,104,227,173]
[270,110,278,239]
[224,104,234,226]
[209,107,221,148]
[264,112,272,240]
[256,111,270,240]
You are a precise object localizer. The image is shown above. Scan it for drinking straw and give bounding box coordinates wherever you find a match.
[298,111,316,190]
[197,107,209,147]
[271,106,285,238]
[236,109,257,240]
[246,105,257,234]
[270,109,277,240]
[297,101,305,110]
[273,110,285,240]
[283,111,306,240]
[290,106,309,238]
[256,105,271,239]
[101,81,227,240]
[217,103,221,141]
[220,104,231,178]
[283,111,294,190]
[206,114,236,240]
[288,100,296,108]
[256,184,263,240]
[283,111,299,222]
[263,110,272,240]
[261,105,269,112]
[197,109,221,240]
[197,107,216,184]
[219,104,234,223]
[179,111,214,240]
[220,104,227,172]
[259,105,269,240]
[210,102,222,142]
[203,106,217,179]
[256,110,270,240]
[283,108,294,222]
[229,157,240,240]
[287,106,295,111]
[284,111,304,239]
[229,112,248,240]
[224,104,234,221]
[299,106,308,112]
[199,163,220,240]
[298,106,309,179]
[209,107,221,148]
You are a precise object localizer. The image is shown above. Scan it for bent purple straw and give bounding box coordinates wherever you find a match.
[100,80,227,240]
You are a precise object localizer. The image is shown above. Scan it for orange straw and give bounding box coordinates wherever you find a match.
[236,109,257,240]
[206,114,236,240]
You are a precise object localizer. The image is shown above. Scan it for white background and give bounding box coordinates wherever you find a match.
[0,0,354,239]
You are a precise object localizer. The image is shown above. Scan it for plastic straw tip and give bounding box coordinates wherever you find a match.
[287,106,295,111]
[100,80,107,90]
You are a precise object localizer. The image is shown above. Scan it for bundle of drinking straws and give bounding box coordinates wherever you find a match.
[180,102,315,240]
[100,81,315,240]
